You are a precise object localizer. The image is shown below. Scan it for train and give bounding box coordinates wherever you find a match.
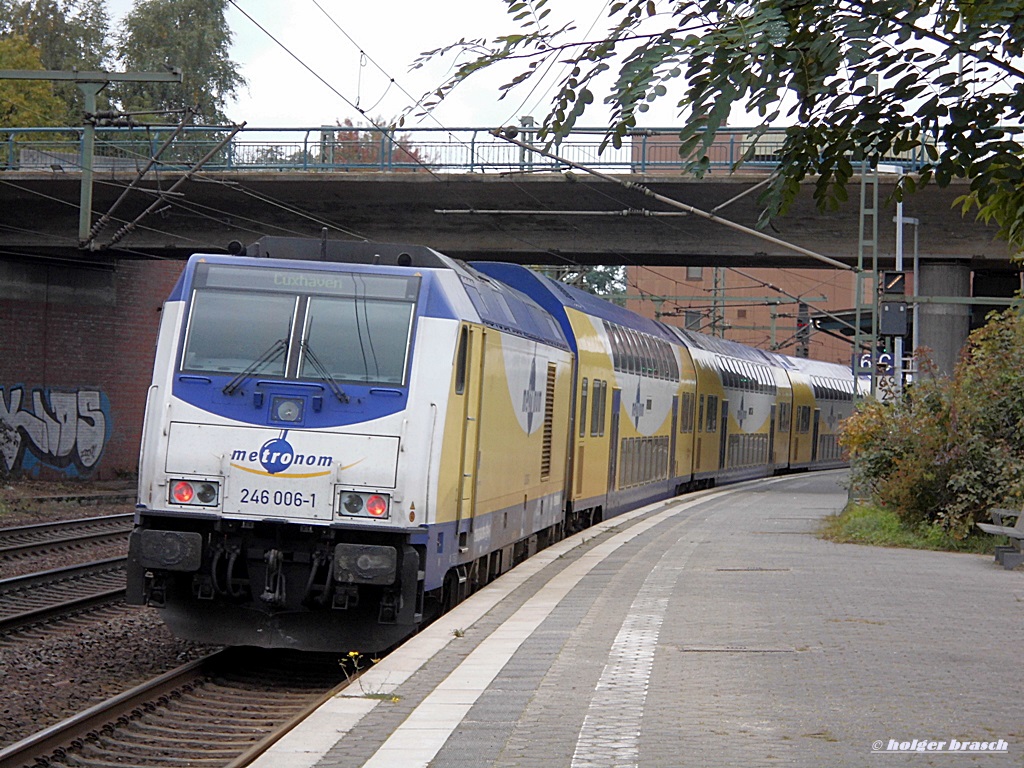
[127,236,857,652]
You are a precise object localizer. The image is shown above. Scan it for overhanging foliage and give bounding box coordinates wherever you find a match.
[417,0,1024,245]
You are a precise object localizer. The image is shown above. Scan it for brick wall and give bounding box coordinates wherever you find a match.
[0,258,183,480]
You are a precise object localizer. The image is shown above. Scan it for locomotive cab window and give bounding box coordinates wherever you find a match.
[182,289,295,375]
[455,327,469,394]
[181,263,420,386]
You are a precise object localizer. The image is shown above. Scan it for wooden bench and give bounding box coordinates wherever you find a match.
[977,508,1024,569]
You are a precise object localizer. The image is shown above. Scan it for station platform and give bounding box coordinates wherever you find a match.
[253,471,1023,767]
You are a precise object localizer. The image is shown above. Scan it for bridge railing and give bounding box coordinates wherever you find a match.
[0,124,934,175]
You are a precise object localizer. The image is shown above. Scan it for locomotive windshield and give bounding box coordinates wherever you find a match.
[181,262,420,385]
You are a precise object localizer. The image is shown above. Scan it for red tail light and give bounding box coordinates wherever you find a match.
[172,481,195,503]
[169,479,219,506]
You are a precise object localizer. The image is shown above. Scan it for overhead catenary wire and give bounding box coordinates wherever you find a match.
[93,137,372,241]
[2,8,645,267]
[485,135,855,349]
[104,123,246,248]
[105,182,345,242]
[306,0,435,126]
[2,130,373,248]
[223,0,583,267]
[5,120,852,347]
[0,177,204,247]
[84,108,195,246]
[492,127,857,273]
[225,0,443,181]
[487,125,864,351]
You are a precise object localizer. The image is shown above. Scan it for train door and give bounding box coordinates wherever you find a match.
[566,371,580,500]
[811,408,821,462]
[718,399,729,469]
[669,395,678,479]
[455,325,485,527]
[768,405,777,468]
[606,388,621,503]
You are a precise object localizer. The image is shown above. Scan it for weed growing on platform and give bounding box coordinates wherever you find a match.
[340,650,367,681]
[821,503,999,554]
[339,652,401,702]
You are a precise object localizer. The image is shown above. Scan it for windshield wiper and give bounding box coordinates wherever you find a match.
[302,342,350,403]
[222,339,288,396]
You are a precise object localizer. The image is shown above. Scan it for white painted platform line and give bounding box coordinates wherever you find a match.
[570,532,696,768]
[360,491,731,768]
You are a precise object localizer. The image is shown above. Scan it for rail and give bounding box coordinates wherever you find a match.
[0,648,351,768]
[0,513,133,558]
[0,124,935,175]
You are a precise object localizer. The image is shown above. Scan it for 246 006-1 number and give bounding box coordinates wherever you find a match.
[240,488,316,508]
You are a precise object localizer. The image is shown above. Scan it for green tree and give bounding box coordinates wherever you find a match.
[418,0,1024,248]
[4,0,111,72]
[841,308,1024,536]
[0,0,113,124]
[0,35,65,127]
[545,265,627,303]
[114,0,245,124]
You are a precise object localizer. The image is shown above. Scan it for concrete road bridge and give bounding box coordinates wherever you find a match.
[0,124,1013,271]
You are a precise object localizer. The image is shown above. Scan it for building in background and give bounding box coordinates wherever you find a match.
[625,265,857,366]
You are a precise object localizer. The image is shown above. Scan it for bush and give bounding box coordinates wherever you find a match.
[840,308,1024,537]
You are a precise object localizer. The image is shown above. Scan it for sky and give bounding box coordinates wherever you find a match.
[101,0,677,131]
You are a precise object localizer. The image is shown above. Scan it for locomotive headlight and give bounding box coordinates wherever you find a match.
[271,396,303,423]
[343,493,364,514]
[195,482,218,504]
[169,479,220,507]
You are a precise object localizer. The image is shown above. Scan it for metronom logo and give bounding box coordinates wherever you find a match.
[230,431,333,477]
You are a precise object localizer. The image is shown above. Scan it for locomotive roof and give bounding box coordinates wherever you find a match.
[237,236,457,268]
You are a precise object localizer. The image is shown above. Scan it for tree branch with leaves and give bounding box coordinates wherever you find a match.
[416,0,1024,250]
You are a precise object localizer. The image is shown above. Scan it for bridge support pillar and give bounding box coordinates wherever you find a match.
[916,260,971,378]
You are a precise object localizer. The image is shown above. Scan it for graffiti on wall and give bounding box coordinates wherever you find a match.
[0,386,111,477]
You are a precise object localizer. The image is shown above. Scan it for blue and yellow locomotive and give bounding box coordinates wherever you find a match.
[128,237,855,652]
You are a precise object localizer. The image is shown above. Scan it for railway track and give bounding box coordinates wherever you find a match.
[0,647,352,768]
[0,514,133,561]
[0,558,127,634]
